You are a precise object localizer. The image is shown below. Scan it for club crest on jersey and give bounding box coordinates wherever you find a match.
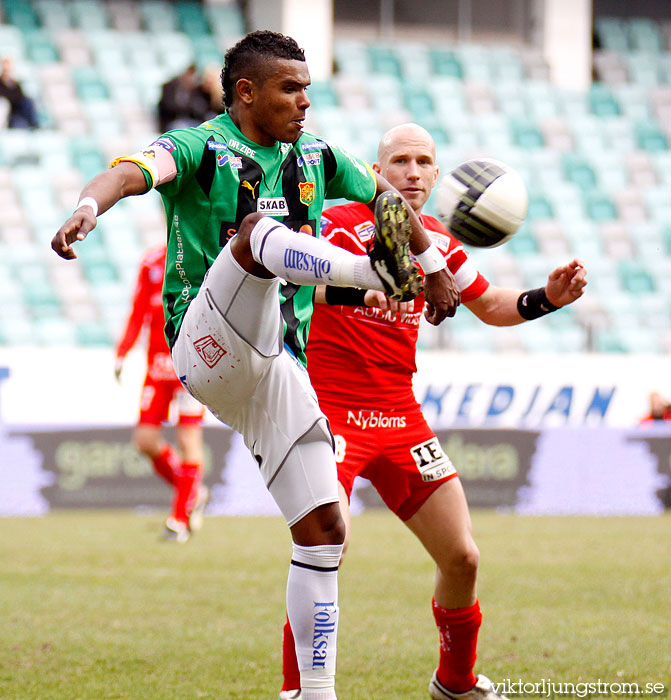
[299,181,315,206]
[193,335,227,368]
[258,197,289,216]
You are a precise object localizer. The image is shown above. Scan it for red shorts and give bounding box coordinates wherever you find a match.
[322,402,458,521]
[138,376,204,427]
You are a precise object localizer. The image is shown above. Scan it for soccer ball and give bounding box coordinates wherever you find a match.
[435,158,528,248]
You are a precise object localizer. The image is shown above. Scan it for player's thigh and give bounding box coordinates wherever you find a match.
[171,246,282,421]
[268,420,340,529]
[366,408,458,521]
[404,478,479,572]
[138,378,171,426]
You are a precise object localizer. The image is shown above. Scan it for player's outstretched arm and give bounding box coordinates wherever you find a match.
[51,163,148,260]
[371,172,460,325]
[466,259,587,326]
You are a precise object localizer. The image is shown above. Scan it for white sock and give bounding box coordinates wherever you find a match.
[287,543,343,700]
[249,217,384,291]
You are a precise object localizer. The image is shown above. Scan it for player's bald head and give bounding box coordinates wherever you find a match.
[377,123,436,164]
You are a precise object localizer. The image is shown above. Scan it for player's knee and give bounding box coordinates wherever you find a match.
[291,502,346,547]
[230,213,269,275]
[456,540,480,580]
[133,428,160,457]
[441,539,480,583]
[234,212,264,247]
[314,502,346,545]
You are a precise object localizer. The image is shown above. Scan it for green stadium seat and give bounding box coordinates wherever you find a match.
[507,226,538,256]
[73,66,110,101]
[628,18,664,53]
[308,81,339,108]
[635,120,668,151]
[71,0,109,30]
[368,45,402,77]
[4,2,40,30]
[204,3,245,37]
[429,48,463,79]
[403,86,434,120]
[585,192,617,221]
[588,83,621,116]
[526,193,554,220]
[561,154,597,190]
[175,1,211,37]
[510,117,544,149]
[23,30,59,63]
[594,18,629,52]
[140,0,177,32]
[619,260,656,294]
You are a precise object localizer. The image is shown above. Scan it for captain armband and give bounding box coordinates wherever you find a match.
[517,287,559,320]
[415,244,447,274]
[110,140,178,188]
[324,286,367,306]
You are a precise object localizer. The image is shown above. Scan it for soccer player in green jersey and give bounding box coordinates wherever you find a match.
[52,31,460,700]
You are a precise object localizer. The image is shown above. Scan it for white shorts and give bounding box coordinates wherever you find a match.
[171,244,338,525]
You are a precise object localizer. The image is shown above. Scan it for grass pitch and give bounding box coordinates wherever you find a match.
[1,511,669,700]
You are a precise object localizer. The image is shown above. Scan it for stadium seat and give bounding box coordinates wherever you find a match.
[429,48,463,79]
[618,260,656,294]
[76,321,113,347]
[368,44,403,77]
[585,191,617,221]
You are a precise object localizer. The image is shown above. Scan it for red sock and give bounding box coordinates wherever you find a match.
[281,615,301,691]
[152,445,179,486]
[172,462,200,524]
[432,598,482,694]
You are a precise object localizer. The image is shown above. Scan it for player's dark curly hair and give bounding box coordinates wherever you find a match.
[221,30,306,109]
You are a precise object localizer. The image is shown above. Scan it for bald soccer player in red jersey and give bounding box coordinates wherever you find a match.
[279,124,587,700]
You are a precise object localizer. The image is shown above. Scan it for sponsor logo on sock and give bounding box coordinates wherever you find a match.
[312,602,337,669]
[284,250,331,279]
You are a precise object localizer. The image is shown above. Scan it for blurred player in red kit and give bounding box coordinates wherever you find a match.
[115,244,207,543]
[279,124,587,700]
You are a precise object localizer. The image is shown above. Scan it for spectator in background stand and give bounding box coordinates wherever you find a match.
[194,64,225,121]
[115,244,208,543]
[0,57,39,129]
[639,391,671,425]
[157,63,218,133]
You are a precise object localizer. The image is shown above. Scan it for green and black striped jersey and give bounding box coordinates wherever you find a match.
[123,112,376,366]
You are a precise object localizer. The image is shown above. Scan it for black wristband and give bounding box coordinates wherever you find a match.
[324,286,367,306]
[517,287,559,320]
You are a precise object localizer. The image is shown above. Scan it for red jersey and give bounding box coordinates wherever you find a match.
[306,202,490,410]
[115,245,176,382]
